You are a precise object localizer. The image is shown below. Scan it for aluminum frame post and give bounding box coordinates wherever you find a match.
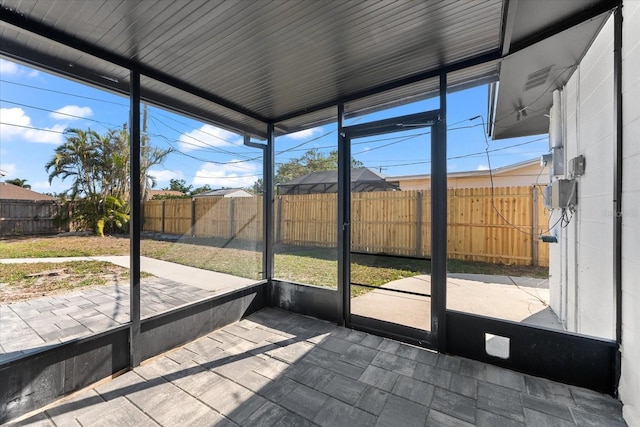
[243,135,270,280]
[129,70,142,367]
[264,124,275,280]
[337,104,350,326]
[431,73,448,352]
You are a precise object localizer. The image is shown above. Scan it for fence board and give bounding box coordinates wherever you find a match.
[0,199,65,236]
[142,186,550,266]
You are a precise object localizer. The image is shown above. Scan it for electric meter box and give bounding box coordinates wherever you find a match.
[551,179,577,209]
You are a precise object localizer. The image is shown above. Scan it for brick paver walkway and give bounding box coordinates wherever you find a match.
[0,278,213,363]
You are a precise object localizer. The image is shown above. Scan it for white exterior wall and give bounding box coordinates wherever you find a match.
[548,6,640,425]
[620,2,640,426]
[549,16,616,339]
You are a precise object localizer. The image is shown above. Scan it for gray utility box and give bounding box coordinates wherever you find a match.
[551,179,577,209]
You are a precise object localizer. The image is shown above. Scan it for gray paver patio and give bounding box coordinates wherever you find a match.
[0,277,214,363]
[6,308,626,426]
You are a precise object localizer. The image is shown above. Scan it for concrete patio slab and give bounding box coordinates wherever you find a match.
[351,274,562,331]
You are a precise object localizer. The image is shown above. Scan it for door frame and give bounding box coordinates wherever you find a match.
[338,110,443,348]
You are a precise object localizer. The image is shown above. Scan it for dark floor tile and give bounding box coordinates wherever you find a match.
[477,382,525,422]
[426,409,475,427]
[241,401,290,427]
[301,346,339,369]
[391,375,435,405]
[524,375,575,407]
[340,343,379,368]
[280,383,328,421]
[328,359,366,380]
[450,372,478,399]
[522,394,573,421]
[477,410,526,427]
[413,362,452,388]
[430,387,477,424]
[355,385,390,416]
[258,376,299,402]
[436,354,461,372]
[313,397,377,427]
[360,334,385,349]
[273,411,317,427]
[359,364,400,392]
[320,374,367,405]
[319,336,353,354]
[571,386,625,422]
[459,358,488,381]
[376,395,429,427]
[485,364,526,391]
[372,350,417,377]
[570,407,628,427]
[523,408,576,427]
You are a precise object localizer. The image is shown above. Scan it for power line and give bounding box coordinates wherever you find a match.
[362,137,547,170]
[0,122,65,134]
[0,98,119,128]
[148,115,257,160]
[0,78,128,106]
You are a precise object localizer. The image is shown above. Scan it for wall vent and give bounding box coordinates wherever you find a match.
[524,65,553,91]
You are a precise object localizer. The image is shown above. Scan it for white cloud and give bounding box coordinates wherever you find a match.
[286,127,321,140]
[147,168,183,184]
[0,163,17,178]
[49,105,93,121]
[0,59,19,75]
[0,59,39,78]
[30,181,54,192]
[192,161,258,188]
[0,108,65,145]
[178,124,241,152]
[477,164,489,171]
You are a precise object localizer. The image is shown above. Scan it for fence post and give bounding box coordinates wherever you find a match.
[276,196,282,244]
[229,198,235,239]
[532,186,539,266]
[416,191,422,256]
[161,200,166,234]
[191,199,196,237]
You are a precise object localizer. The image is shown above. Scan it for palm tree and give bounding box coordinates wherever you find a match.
[4,178,31,189]
[46,126,172,235]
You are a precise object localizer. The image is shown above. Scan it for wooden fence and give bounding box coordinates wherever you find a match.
[143,186,549,266]
[144,197,262,242]
[0,199,66,237]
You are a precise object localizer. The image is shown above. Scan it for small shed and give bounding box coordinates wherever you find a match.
[193,188,253,198]
[277,167,399,195]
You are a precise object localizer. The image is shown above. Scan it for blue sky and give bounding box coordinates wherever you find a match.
[0,57,549,194]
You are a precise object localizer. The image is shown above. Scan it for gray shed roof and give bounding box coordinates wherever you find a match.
[278,167,399,195]
[0,1,617,139]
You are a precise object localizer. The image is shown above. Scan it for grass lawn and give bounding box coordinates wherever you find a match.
[1,235,548,299]
[0,261,134,303]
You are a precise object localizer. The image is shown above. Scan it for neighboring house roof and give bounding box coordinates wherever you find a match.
[147,190,185,199]
[388,158,543,181]
[0,182,57,201]
[387,158,548,190]
[278,167,400,195]
[193,188,253,198]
